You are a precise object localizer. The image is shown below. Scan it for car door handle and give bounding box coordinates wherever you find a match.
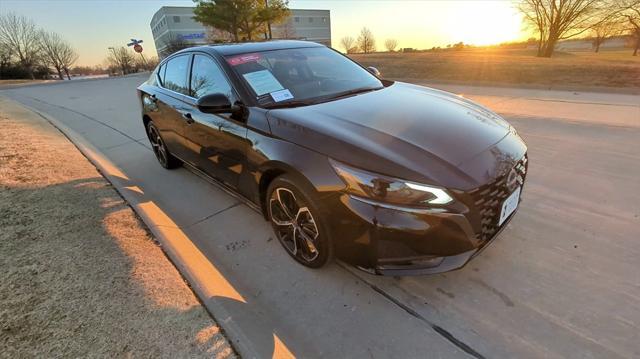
[181,112,194,124]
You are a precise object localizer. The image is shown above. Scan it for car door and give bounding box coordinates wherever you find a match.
[182,53,249,188]
[153,54,193,161]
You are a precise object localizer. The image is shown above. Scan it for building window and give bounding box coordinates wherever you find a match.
[294,17,299,23]
[322,17,327,23]
[308,17,313,23]
[173,16,180,23]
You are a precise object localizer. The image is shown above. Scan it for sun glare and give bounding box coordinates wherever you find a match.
[337,1,527,51]
[447,1,523,45]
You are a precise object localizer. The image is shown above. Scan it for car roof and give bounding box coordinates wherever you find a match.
[184,40,325,56]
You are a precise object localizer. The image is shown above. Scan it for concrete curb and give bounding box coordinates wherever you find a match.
[16,100,264,358]
[0,72,150,90]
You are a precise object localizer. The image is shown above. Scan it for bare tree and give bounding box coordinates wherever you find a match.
[106,46,135,75]
[618,0,640,55]
[384,38,398,52]
[0,13,42,79]
[0,40,11,71]
[518,0,609,57]
[39,31,64,80]
[39,31,78,80]
[59,42,78,80]
[357,27,376,54]
[590,17,621,52]
[340,36,356,53]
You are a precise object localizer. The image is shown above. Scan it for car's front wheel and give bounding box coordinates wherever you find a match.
[267,175,333,268]
[147,121,181,169]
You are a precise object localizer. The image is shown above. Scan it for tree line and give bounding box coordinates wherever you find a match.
[518,0,639,57]
[340,27,399,54]
[0,13,78,80]
[339,1,639,57]
[104,46,158,76]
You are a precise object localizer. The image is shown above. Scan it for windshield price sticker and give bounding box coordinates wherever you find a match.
[242,70,284,96]
[270,89,294,102]
[227,53,262,66]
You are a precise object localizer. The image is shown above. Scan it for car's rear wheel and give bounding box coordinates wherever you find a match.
[147,121,181,169]
[267,175,333,268]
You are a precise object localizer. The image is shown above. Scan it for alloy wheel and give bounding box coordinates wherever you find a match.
[269,187,320,262]
[148,124,168,167]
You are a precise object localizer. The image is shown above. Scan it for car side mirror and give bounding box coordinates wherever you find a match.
[367,66,381,77]
[197,93,232,114]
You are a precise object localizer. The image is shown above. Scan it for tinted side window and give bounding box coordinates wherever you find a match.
[190,54,234,100]
[163,55,190,95]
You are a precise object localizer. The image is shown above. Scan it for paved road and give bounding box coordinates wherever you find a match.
[3,76,639,358]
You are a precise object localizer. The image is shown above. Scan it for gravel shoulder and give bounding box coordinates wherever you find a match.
[0,96,236,358]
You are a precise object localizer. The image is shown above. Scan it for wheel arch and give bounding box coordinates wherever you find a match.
[258,161,316,220]
[142,114,151,128]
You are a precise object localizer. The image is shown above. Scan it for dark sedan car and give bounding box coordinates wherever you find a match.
[137,40,527,275]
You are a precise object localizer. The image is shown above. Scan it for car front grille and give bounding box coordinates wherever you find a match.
[469,154,528,243]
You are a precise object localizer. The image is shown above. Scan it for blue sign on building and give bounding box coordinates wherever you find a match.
[178,33,205,40]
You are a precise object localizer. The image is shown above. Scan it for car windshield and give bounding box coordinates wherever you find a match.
[225,46,384,107]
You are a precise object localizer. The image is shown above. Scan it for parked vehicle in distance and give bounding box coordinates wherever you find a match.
[137,40,528,275]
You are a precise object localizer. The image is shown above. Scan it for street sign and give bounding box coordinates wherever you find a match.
[127,38,144,47]
[133,44,143,53]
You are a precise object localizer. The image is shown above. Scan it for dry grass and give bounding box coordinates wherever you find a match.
[0,97,236,358]
[351,48,640,91]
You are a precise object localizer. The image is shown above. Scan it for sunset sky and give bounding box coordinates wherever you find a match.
[1,0,529,66]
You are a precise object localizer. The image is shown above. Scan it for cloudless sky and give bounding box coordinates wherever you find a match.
[0,0,529,66]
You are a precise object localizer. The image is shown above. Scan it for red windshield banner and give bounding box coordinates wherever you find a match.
[227,53,262,66]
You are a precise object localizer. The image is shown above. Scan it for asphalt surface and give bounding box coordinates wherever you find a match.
[2,75,639,358]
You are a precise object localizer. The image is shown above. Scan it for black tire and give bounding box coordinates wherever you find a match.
[267,174,333,268]
[147,121,181,169]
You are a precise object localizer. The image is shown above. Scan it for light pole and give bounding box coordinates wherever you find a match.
[265,0,272,40]
[108,47,125,75]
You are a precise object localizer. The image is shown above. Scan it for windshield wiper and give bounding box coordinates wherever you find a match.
[323,86,383,101]
[264,100,316,109]
[264,87,383,109]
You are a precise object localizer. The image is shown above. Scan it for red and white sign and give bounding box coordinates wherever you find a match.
[133,44,143,53]
[227,53,261,66]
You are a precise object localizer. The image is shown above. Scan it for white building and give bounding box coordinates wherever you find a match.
[150,6,331,58]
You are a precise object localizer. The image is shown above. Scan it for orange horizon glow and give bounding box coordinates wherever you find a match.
[329,1,528,51]
[2,0,530,66]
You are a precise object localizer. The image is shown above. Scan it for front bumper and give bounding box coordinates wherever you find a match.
[369,210,516,276]
[326,153,528,276]
[328,194,518,276]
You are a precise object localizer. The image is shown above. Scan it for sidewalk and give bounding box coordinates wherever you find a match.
[0,97,236,358]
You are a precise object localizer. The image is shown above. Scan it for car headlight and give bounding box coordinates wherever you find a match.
[329,159,453,206]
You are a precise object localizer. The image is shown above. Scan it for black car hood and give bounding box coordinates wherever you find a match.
[267,82,521,190]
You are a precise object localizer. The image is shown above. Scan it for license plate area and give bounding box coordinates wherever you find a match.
[498,187,521,226]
